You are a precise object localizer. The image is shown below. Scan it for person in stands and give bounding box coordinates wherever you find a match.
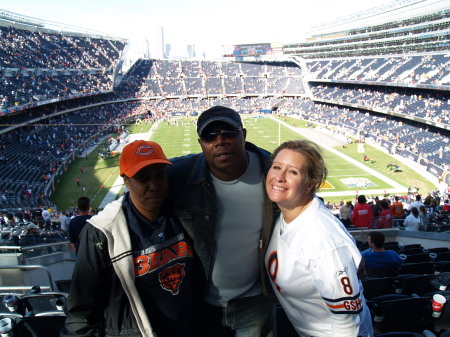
[68,197,91,255]
[376,199,392,229]
[351,195,374,228]
[390,196,404,220]
[339,201,353,228]
[361,231,402,277]
[404,207,421,231]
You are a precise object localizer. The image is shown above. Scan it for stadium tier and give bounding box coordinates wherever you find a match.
[0,3,449,213]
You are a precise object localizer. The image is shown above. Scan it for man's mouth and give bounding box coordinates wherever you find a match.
[214,151,232,159]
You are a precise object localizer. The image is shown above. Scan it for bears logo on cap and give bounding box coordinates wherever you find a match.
[119,140,172,177]
[135,145,154,156]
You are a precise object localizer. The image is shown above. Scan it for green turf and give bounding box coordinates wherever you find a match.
[50,145,121,211]
[50,116,437,210]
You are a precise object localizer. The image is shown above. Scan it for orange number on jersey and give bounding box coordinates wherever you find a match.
[340,276,353,295]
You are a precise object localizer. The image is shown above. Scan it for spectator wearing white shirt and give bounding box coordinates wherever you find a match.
[59,210,71,233]
[42,208,51,228]
[404,207,422,231]
[408,194,425,211]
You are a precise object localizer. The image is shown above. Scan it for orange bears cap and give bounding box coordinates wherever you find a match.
[119,140,172,177]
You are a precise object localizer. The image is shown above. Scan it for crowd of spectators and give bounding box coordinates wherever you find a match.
[0,21,449,213]
[114,59,305,99]
[0,206,67,246]
[306,53,450,88]
[309,83,450,125]
[0,101,148,209]
[0,25,127,111]
[282,97,450,170]
[334,191,450,232]
[284,9,450,58]
[0,203,103,248]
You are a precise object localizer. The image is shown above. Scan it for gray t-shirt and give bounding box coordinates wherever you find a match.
[206,151,264,306]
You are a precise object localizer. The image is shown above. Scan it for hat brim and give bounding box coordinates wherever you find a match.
[197,117,241,136]
[121,159,172,178]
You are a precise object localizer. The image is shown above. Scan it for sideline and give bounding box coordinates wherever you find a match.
[97,117,417,208]
[98,122,159,208]
[269,116,408,198]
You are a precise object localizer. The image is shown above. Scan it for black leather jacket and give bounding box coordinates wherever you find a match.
[167,141,278,300]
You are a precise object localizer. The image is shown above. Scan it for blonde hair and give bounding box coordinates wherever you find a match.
[270,140,328,197]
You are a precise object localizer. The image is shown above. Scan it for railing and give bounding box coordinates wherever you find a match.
[0,265,54,292]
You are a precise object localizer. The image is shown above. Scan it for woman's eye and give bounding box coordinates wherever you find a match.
[135,176,147,183]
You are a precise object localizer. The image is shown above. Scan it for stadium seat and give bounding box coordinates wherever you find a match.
[55,280,72,293]
[20,292,67,315]
[402,244,423,250]
[435,262,450,273]
[272,304,297,337]
[425,247,449,254]
[384,242,400,251]
[403,253,431,263]
[399,262,436,275]
[369,294,414,303]
[435,252,450,262]
[0,293,25,316]
[367,266,400,278]
[400,248,425,255]
[362,276,398,300]
[16,315,67,337]
[374,333,428,337]
[395,273,450,296]
[369,297,434,333]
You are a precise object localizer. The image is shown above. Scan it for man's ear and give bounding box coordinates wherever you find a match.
[122,175,130,189]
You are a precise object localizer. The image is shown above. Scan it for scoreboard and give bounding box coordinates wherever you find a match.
[223,43,273,57]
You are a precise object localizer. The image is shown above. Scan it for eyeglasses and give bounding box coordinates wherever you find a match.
[201,129,241,142]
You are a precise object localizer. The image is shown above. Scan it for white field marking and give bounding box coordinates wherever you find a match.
[327,174,374,177]
[270,116,408,196]
[98,122,160,208]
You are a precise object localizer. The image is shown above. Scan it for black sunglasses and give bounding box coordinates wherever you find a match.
[201,129,242,142]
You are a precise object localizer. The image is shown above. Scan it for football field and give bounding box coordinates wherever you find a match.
[51,115,436,210]
[152,116,406,199]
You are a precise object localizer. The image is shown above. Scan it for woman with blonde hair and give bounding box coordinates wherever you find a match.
[265,140,373,337]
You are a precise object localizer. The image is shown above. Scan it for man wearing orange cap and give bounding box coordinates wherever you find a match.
[63,140,195,337]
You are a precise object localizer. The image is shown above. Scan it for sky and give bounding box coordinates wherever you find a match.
[1,0,393,59]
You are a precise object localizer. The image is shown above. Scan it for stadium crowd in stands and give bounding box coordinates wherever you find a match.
[0,19,449,219]
[0,25,126,111]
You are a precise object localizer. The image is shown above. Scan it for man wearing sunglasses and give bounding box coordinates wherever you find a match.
[168,106,277,337]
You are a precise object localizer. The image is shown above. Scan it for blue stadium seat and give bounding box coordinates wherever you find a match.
[272,304,297,337]
[362,276,398,300]
[369,297,434,333]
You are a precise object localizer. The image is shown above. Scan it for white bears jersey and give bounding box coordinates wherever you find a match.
[265,197,373,337]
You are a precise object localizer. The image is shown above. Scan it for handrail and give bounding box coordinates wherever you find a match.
[0,265,54,291]
[0,241,69,252]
